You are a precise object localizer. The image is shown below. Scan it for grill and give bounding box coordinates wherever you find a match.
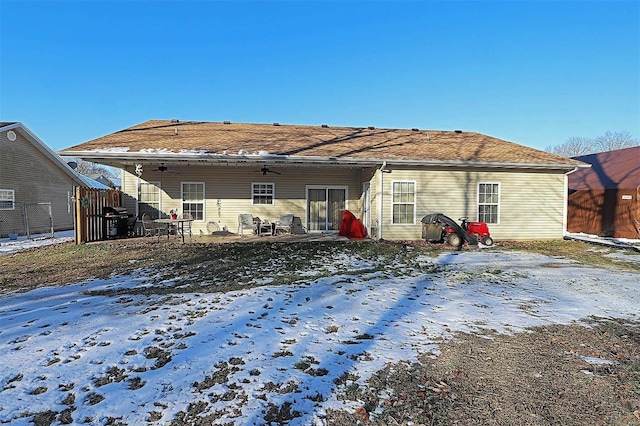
[102,206,132,239]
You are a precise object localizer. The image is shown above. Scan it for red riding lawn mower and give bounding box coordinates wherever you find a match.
[421,213,494,248]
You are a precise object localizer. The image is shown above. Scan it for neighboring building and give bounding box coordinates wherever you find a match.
[0,122,92,237]
[86,173,119,189]
[59,119,588,241]
[568,146,640,239]
[83,176,112,190]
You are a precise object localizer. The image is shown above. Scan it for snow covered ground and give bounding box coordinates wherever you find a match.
[0,235,639,425]
[565,232,640,252]
[0,230,74,255]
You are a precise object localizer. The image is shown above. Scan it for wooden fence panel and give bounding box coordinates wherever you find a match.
[74,187,122,244]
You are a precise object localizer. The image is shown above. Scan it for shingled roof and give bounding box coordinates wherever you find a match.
[61,120,584,169]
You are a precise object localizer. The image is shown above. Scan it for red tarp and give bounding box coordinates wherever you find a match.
[338,210,367,239]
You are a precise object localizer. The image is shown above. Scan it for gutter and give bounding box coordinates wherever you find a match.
[378,161,396,240]
[59,150,589,171]
[378,161,388,240]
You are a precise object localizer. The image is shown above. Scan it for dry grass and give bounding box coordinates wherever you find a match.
[326,318,640,425]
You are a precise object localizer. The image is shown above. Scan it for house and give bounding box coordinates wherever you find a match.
[0,122,92,237]
[567,146,640,239]
[85,173,120,189]
[58,119,588,241]
[83,176,112,190]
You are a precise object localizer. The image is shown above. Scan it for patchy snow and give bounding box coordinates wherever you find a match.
[178,149,208,155]
[0,238,639,425]
[86,147,278,156]
[140,148,175,154]
[87,147,130,153]
[0,231,74,255]
[580,355,614,365]
[565,232,640,252]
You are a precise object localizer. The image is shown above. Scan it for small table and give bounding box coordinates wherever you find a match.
[153,218,194,243]
[256,220,274,236]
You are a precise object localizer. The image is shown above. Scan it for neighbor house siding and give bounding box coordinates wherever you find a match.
[377,168,566,241]
[122,166,363,235]
[0,129,76,236]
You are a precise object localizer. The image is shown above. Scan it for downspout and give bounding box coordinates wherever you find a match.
[378,161,387,240]
[563,167,580,238]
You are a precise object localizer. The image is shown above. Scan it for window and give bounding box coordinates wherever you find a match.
[478,182,500,224]
[392,181,415,224]
[0,189,15,210]
[182,182,205,220]
[252,183,274,205]
[137,182,161,218]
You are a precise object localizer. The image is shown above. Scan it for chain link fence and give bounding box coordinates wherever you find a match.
[0,202,54,239]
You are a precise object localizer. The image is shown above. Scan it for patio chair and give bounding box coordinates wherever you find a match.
[126,215,139,237]
[238,214,256,235]
[274,214,294,235]
[141,213,159,237]
[291,216,307,234]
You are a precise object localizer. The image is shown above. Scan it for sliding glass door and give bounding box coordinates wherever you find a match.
[306,186,347,232]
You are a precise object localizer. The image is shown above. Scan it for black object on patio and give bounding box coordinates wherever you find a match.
[102,206,131,239]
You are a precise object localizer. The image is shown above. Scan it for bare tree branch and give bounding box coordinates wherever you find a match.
[546,131,639,157]
[546,136,594,157]
[66,158,119,178]
[594,130,639,152]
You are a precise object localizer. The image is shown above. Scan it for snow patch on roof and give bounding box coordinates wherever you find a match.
[83,148,277,157]
[88,147,131,153]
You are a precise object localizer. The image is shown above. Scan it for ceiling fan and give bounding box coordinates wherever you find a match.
[158,163,168,172]
[260,166,281,175]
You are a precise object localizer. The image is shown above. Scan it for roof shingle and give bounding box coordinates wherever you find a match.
[62,120,583,167]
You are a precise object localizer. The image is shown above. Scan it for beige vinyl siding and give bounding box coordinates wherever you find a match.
[497,171,566,240]
[0,130,76,235]
[378,168,566,241]
[123,165,364,235]
[122,164,566,241]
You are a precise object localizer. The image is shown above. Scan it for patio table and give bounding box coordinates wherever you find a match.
[256,220,274,236]
[153,218,194,243]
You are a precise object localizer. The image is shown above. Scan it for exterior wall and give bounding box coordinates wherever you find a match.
[567,188,640,239]
[0,129,76,236]
[376,167,567,241]
[120,164,568,241]
[122,165,364,235]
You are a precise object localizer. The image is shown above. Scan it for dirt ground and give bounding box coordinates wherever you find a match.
[324,318,640,425]
[1,238,639,425]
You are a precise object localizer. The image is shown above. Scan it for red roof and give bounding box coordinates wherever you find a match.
[569,146,640,190]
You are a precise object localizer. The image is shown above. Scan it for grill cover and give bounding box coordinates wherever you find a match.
[103,206,128,216]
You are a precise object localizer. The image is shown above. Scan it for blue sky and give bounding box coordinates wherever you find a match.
[1,0,638,152]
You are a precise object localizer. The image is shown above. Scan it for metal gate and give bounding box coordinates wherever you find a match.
[0,202,53,239]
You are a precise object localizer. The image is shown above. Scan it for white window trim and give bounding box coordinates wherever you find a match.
[305,185,349,233]
[251,182,275,206]
[391,180,416,225]
[477,182,501,225]
[136,180,162,217]
[0,189,15,210]
[305,185,349,209]
[181,182,205,221]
